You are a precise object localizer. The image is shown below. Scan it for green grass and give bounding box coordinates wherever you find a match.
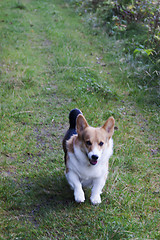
[0,0,159,239]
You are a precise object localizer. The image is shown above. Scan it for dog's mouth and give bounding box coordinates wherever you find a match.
[86,153,99,165]
[89,159,98,165]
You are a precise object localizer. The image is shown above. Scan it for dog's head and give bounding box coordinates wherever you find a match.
[76,114,115,165]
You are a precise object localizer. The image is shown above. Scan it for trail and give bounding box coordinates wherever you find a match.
[0,0,159,239]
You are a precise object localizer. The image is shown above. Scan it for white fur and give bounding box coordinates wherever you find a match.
[65,138,113,205]
[88,146,102,160]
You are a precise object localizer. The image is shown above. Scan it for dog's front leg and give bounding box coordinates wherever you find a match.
[90,176,107,205]
[66,171,85,203]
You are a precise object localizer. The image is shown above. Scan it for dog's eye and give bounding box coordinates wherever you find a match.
[86,140,92,146]
[99,141,104,146]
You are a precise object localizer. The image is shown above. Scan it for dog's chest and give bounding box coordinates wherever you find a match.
[68,151,108,180]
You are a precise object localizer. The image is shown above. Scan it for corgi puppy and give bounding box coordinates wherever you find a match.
[63,109,115,205]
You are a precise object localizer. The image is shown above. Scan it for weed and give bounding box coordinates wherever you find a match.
[12,1,26,10]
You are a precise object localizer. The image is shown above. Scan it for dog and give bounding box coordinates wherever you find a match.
[63,109,115,205]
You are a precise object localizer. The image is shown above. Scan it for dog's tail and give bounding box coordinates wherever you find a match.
[69,108,82,129]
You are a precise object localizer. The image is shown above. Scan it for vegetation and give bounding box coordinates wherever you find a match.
[70,0,160,105]
[0,0,159,239]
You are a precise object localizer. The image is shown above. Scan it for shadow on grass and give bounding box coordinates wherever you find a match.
[1,170,132,239]
[1,171,74,214]
[24,173,75,210]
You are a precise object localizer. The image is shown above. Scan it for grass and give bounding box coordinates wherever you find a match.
[0,0,159,239]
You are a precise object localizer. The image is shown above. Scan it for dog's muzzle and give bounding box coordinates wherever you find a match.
[89,154,99,165]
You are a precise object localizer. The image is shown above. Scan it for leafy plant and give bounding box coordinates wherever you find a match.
[70,0,160,104]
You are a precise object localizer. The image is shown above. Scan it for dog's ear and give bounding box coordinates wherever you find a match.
[102,117,115,138]
[76,114,89,135]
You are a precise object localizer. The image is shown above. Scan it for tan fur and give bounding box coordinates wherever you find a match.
[67,135,75,154]
[82,127,109,151]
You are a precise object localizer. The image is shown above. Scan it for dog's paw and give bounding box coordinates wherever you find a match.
[74,190,85,203]
[90,195,101,205]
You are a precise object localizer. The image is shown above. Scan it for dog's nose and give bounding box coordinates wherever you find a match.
[91,155,99,161]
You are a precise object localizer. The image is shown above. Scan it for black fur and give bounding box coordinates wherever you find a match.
[62,108,82,163]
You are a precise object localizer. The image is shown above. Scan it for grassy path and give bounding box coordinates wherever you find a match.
[0,0,159,239]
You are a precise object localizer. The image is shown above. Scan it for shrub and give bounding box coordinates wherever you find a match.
[70,0,160,104]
